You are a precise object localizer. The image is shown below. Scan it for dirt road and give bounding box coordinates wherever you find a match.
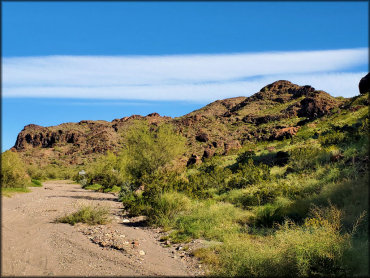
[1,180,202,276]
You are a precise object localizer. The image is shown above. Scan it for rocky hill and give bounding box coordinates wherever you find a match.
[12,80,348,167]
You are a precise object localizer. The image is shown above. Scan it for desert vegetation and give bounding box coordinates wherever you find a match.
[6,80,369,276]
[56,204,111,226]
[76,90,369,276]
[1,150,43,196]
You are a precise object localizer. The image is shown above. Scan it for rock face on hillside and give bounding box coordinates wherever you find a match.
[13,80,344,166]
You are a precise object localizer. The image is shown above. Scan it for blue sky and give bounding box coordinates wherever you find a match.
[2,1,369,151]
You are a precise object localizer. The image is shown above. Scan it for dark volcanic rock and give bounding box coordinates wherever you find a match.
[359,73,370,95]
[187,154,201,166]
[202,148,215,159]
[297,91,339,119]
[195,132,209,142]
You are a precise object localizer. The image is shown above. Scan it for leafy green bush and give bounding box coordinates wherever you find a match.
[26,165,46,180]
[319,130,347,147]
[289,146,322,172]
[103,185,121,193]
[147,192,192,228]
[253,197,293,227]
[122,169,191,216]
[231,184,285,207]
[1,150,30,188]
[120,122,186,184]
[295,125,317,141]
[56,204,111,225]
[43,165,60,179]
[185,165,232,198]
[227,159,270,190]
[236,150,255,164]
[85,151,125,190]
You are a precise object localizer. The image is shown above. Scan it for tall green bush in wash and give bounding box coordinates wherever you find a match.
[118,122,187,214]
[1,150,30,188]
[120,121,186,184]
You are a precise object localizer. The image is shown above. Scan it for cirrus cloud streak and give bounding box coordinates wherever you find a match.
[3,48,368,101]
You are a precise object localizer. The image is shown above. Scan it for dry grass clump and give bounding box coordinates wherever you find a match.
[202,205,356,277]
[56,204,111,225]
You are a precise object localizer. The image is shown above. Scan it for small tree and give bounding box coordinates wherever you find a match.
[1,150,29,188]
[120,121,186,185]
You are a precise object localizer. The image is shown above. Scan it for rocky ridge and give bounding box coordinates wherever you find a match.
[13,80,344,166]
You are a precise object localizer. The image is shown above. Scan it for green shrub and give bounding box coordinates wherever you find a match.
[85,151,125,190]
[236,150,255,164]
[185,165,232,198]
[319,130,347,147]
[295,125,317,140]
[56,204,111,225]
[1,150,29,188]
[123,194,151,217]
[120,122,186,184]
[103,185,121,193]
[148,192,192,228]
[26,165,46,180]
[253,197,293,227]
[44,165,59,179]
[289,146,322,172]
[227,159,270,190]
[171,201,250,242]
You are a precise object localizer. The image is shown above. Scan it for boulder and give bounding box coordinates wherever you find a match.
[202,148,215,159]
[359,73,370,95]
[297,91,339,119]
[195,132,209,142]
[187,154,201,166]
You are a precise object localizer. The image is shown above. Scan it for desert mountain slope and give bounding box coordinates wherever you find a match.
[13,80,345,166]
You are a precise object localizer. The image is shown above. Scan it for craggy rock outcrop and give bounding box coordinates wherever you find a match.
[15,125,84,150]
[359,73,370,95]
[13,113,171,166]
[297,91,340,119]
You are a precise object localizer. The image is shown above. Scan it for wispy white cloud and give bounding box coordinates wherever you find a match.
[2,48,368,101]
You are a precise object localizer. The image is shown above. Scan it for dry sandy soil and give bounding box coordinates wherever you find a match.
[1,180,204,276]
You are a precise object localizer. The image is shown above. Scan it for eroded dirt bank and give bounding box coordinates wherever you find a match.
[2,180,203,276]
